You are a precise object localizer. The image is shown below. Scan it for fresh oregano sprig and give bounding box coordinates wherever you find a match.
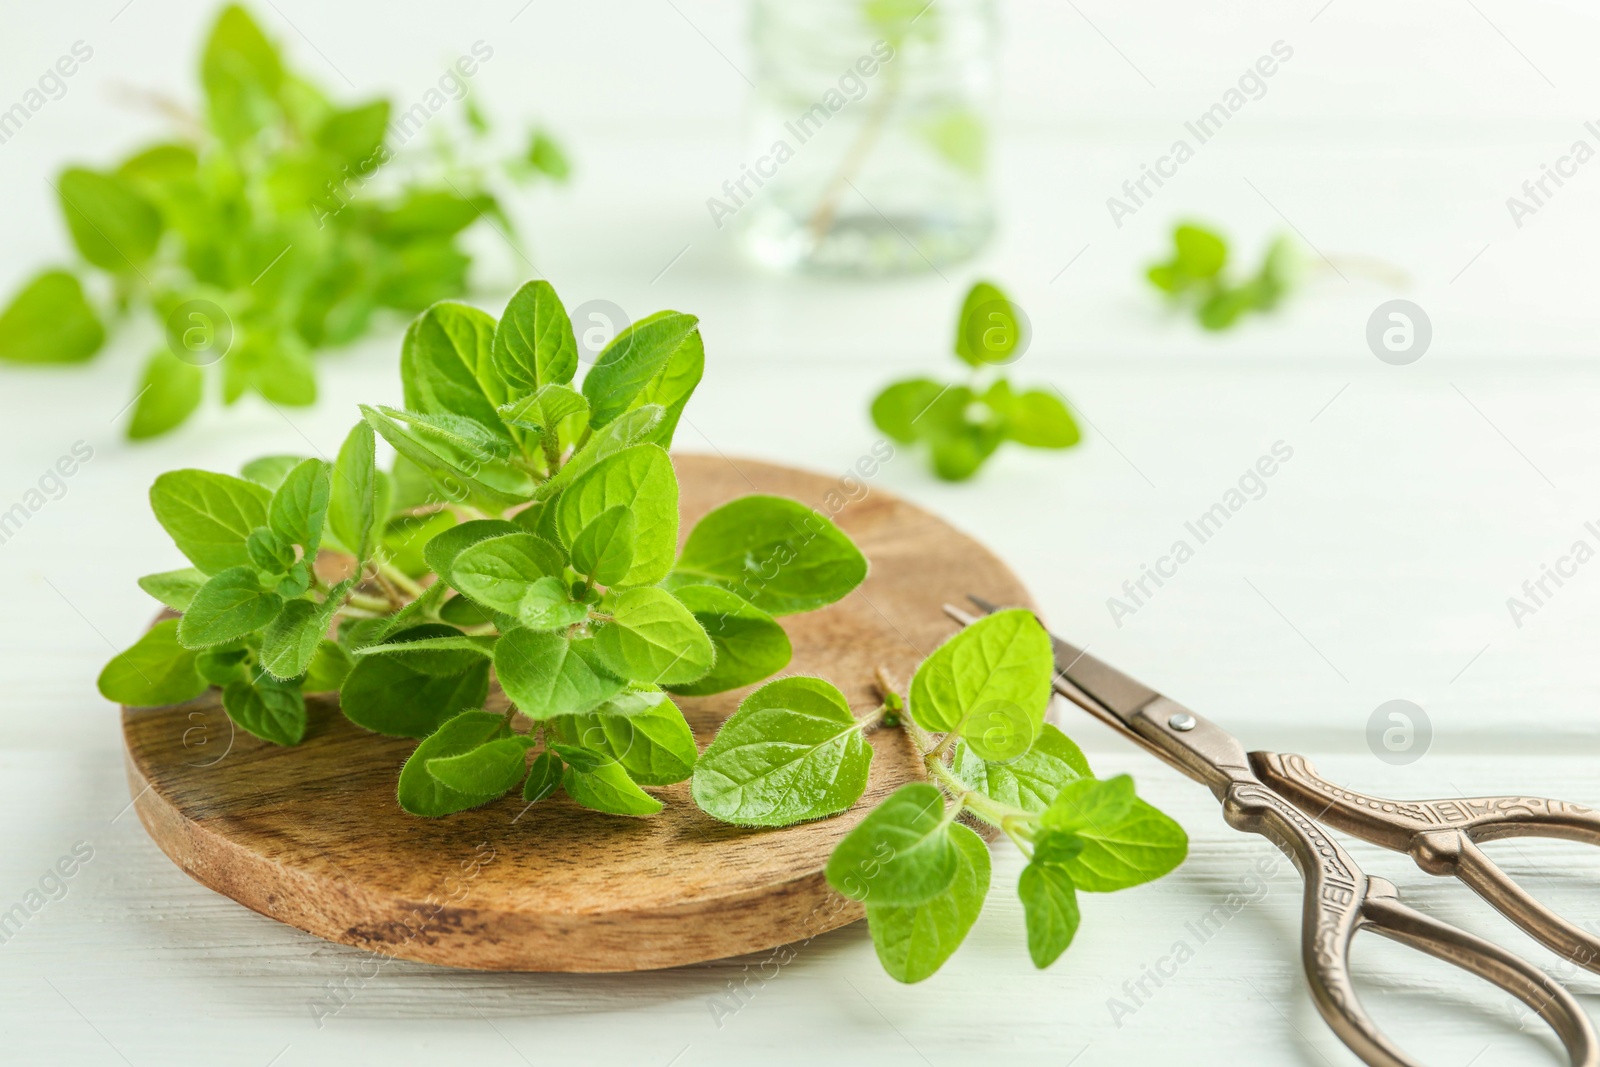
[1145,222,1296,331]
[870,280,1080,481]
[0,4,567,438]
[692,608,1188,982]
[98,279,869,818]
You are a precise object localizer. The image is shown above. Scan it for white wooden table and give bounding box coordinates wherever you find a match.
[5,2,1600,1064]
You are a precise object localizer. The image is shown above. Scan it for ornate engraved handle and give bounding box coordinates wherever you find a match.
[1224,780,1598,1067]
[1255,750,1600,972]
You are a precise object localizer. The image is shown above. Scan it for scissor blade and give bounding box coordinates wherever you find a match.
[950,597,1161,723]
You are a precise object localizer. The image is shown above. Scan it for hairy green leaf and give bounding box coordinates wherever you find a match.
[867,823,991,982]
[222,675,306,745]
[398,711,511,816]
[150,469,272,574]
[555,444,677,587]
[692,676,869,826]
[97,619,207,706]
[672,495,866,616]
[825,782,957,906]
[495,628,625,719]
[664,585,791,697]
[592,586,712,686]
[177,566,283,649]
[553,744,662,816]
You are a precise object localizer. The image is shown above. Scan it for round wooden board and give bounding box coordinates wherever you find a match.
[122,453,1036,972]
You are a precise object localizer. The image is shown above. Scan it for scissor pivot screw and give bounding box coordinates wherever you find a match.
[1168,712,1197,732]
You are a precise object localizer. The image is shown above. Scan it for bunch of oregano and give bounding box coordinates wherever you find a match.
[0,4,567,439]
[99,280,868,817]
[693,608,1187,981]
[870,281,1080,481]
[1146,222,1295,331]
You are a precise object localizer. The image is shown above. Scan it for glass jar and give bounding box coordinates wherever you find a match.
[735,0,997,276]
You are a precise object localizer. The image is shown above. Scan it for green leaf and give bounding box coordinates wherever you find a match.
[399,302,510,437]
[825,782,957,906]
[352,633,497,659]
[328,421,378,561]
[555,444,677,587]
[382,508,457,578]
[951,723,1091,814]
[495,628,625,718]
[449,532,566,615]
[1018,859,1080,968]
[692,676,870,826]
[0,269,104,364]
[269,459,331,554]
[57,167,163,272]
[908,608,1051,758]
[219,329,316,406]
[200,4,284,144]
[570,506,634,586]
[524,130,570,180]
[304,639,353,692]
[177,567,284,649]
[246,527,295,573]
[97,619,207,706]
[137,568,207,612]
[195,645,251,687]
[126,347,204,438]
[397,711,510,816]
[492,280,577,395]
[221,675,306,746]
[511,576,588,631]
[551,689,696,786]
[870,378,945,444]
[535,404,665,502]
[553,744,662,816]
[259,580,352,680]
[1002,389,1080,449]
[426,735,531,797]
[314,100,388,166]
[581,311,700,431]
[867,823,991,983]
[361,404,534,508]
[150,469,272,574]
[1173,223,1228,280]
[422,518,523,586]
[1040,777,1188,891]
[522,749,563,803]
[954,281,1022,367]
[664,585,791,697]
[672,495,866,616]
[339,626,491,738]
[592,586,713,687]
[239,455,306,490]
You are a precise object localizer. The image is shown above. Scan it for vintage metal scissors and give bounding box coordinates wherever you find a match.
[949,598,1600,1067]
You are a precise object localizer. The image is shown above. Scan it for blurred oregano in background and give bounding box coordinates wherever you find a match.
[870,280,1080,480]
[0,5,567,439]
[1145,222,1296,331]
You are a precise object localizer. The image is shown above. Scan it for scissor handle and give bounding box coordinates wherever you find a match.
[1255,751,1600,972]
[1224,778,1598,1067]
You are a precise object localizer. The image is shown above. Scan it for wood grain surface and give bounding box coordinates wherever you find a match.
[119,452,1035,972]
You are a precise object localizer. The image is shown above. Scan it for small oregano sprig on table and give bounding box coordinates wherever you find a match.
[691,608,1188,981]
[0,4,567,439]
[870,281,1080,482]
[98,279,869,817]
[1145,222,1295,331]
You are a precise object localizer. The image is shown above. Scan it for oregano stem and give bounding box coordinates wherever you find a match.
[378,561,426,599]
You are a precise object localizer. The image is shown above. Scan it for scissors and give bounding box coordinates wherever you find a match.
[949,598,1600,1067]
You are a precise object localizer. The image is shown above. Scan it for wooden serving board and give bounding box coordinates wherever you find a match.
[121,453,1036,972]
